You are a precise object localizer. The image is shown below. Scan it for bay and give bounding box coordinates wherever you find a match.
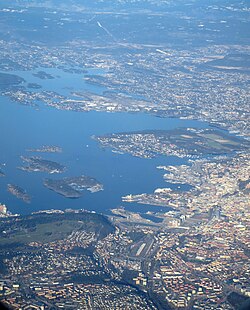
[0,68,209,215]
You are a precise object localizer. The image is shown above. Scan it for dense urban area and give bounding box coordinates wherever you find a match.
[0,0,249,309]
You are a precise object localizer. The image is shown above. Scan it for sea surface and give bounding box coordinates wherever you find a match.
[0,68,209,215]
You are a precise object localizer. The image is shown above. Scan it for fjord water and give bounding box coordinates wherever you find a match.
[0,69,208,215]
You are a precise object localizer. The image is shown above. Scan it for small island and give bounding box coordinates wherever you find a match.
[26,145,62,153]
[33,71,54,80]
[44,175,103,198]
[7,184,31,203]
[27,83,42,89]
[19,156,66,174]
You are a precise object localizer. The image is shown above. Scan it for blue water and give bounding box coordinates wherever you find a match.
[0,68,209,215]
[9,67,107,96]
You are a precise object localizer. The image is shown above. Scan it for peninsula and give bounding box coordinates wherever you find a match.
[93,128,249,159]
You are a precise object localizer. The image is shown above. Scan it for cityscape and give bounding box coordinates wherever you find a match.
[0,0,249,309]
